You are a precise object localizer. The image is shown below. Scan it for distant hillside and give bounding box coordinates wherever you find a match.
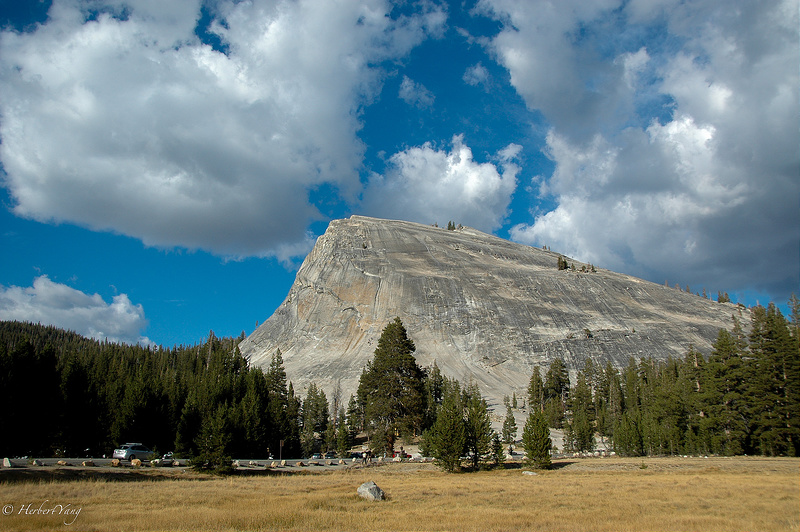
[240,215,747,403]
[0,320,97,353]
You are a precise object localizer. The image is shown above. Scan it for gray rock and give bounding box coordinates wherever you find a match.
[240,215,746,405]
[357,481,385,501]
[2,457,12,468]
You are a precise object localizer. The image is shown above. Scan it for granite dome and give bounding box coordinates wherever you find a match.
[240,216,744,404]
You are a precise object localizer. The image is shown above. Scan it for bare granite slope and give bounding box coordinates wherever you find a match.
[239,215,745,404]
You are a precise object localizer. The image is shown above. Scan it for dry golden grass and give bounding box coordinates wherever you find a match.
[0,457,797,531]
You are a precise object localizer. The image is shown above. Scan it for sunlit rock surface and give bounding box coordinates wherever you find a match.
[240,216,744,404]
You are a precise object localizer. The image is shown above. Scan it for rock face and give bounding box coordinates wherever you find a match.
[240,215,745,405]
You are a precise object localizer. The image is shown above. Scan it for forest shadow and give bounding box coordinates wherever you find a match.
[505,460,576,471]
[0,466,208,484]
[0,463,313,484]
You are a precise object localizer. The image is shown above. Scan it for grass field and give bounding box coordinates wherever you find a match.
[0,457,797,531]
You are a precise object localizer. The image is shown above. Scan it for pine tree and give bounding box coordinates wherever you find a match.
[425,380,465,472]
[563,422,576,453]
[681,345,707,455]
[239,368,270,458]
[522,409,552,469]
[285,382,302,458]
[265,350,289,458]
[336,407,351,457]
[330,380,343,431]
[527,366,545,413]
[569,370,595,452]
[700,329,749,455]
[357,317,426,453]
[502,404,517,444]
[544,358,569,428]
[463,381,492,470]
[301,383,328,457]
[346,394,363,435]
[304,383,329,434]
[592,362,612,444]
[423,361,445,428]
[192,404,233,474]
[491,432,504,466]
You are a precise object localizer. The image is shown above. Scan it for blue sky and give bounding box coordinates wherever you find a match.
[1,0,797,346]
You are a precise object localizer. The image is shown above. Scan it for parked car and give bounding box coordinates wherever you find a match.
[324,451,337,459]
[112,443,151,461]
[311,453,323,460]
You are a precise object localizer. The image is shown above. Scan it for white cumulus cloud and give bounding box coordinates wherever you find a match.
[0,0,446,259]
[484,0,799,300]
[0,276,151,345]
[361,135,520,232]
[478,0,630,140]
[399,75,435,108]
[463,62,490,88]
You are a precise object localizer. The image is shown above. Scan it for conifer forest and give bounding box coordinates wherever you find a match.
[0,297,797,469]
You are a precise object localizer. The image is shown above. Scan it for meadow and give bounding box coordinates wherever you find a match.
[0,457,797,531]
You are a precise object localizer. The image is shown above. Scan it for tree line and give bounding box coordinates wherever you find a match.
[519,300,799,457]
[0,322,308,471]
[1,297,796,472]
